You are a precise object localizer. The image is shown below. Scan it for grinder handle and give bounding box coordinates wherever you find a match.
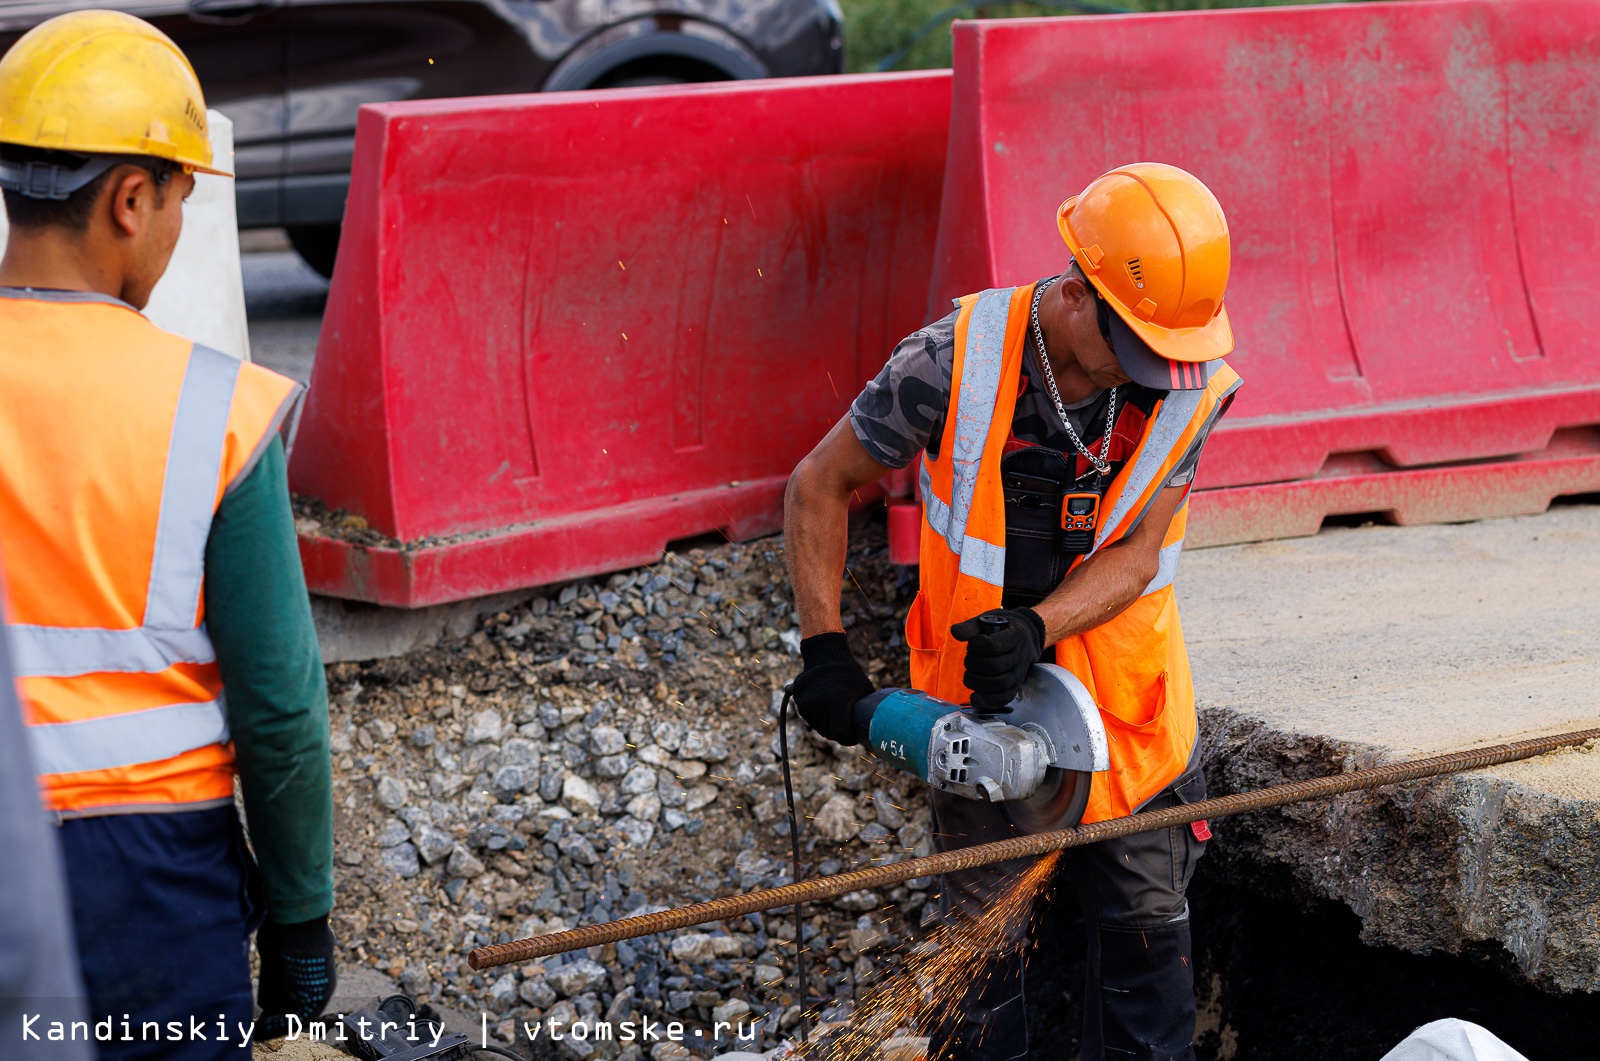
[971,614,1015,716]
[851,689,894,745]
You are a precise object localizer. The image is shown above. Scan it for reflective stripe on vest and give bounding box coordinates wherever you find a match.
[1092,386,1205,554]
[919,461,1006,586]
[28,698,229,776]
[919,288,1013,588]
[13,343,239,775]
[1090,379,1238,596]
[1085,388,1204,601]
[1141,538,1184,597]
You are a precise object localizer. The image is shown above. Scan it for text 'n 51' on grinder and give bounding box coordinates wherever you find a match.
[851,662,1109,832]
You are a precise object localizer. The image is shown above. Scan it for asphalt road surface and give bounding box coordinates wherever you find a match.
[244,244,326,386]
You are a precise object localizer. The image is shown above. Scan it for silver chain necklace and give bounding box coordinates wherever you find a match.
[1030,275,1117,477]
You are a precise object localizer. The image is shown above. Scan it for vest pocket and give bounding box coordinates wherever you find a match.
[903,591,945,695]
[1101,671,1187,812]
[1100,668,1171,732]
[904,590,939,659]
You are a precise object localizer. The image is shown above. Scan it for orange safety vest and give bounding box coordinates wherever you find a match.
[906,284,1241,822]
[0,289,300,816]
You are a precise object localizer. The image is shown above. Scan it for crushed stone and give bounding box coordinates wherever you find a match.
[311,522,944,1059]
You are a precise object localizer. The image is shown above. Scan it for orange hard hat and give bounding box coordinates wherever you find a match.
[1057,163,1233,375]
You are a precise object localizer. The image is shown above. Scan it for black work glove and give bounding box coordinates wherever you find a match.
[790,632,873,746]
[255,915,338,1041]
[951,607,1047,713]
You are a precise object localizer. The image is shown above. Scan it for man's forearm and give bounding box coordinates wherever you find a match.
[1030,484,1187,647]
[784,458,852,637]
[784,419,892,638]
[1031,538,1158,645]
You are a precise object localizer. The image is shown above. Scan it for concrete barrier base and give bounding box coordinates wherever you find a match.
[311,589,535,665]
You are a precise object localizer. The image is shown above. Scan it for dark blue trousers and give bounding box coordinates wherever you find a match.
[57,805,259,1060]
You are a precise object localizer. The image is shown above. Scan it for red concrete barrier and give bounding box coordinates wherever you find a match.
[290,73,951,606]
[932,1,1600,541]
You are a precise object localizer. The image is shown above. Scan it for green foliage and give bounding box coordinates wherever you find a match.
[840,0,1382,74]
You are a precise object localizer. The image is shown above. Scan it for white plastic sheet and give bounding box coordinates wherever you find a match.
[0,109,250,360]
[1380,1019,1530,1061]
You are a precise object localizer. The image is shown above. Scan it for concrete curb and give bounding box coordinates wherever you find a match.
[312,589,537,665]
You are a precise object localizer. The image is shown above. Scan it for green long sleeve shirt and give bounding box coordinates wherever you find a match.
[204,435,334,925]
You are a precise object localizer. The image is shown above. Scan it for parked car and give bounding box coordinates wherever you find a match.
[0,0,844,275]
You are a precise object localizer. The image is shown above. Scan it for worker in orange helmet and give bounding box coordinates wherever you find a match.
[785,164,1242,1060]
[0,11,335,1056]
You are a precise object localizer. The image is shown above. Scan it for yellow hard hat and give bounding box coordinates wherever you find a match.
[0,9,229,199]
[1058,163,1232,384]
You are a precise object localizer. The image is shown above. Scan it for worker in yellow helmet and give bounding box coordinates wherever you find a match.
[0,11,336,1054]
[785,164,1242,1060]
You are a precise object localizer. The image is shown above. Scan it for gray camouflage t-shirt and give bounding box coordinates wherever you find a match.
[848,306,1208,487]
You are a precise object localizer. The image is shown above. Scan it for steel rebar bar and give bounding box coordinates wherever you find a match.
[469,726,1599,970]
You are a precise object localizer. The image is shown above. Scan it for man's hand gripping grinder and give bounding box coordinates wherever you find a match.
[852,620,1110,832]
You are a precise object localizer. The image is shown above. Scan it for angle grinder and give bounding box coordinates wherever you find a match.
[852,661,1109,832]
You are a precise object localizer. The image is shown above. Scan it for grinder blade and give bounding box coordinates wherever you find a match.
[1001,766,1092,834]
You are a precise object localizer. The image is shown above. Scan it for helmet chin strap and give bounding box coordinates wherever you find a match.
[0,152,169,201]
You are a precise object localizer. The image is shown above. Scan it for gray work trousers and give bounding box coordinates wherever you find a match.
[927,756,1209,1061]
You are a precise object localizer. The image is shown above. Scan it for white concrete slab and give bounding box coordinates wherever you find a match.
[141,110,251,360]
[1175,504,1600,993]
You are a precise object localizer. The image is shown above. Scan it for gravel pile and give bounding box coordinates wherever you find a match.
[322,521,939,1059]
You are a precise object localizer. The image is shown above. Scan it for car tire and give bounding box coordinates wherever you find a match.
[588,56,729,90]
[286,224,342,280]
[595,72,693,88]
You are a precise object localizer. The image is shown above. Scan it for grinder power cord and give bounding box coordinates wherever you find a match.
[770,660,1105,1037]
